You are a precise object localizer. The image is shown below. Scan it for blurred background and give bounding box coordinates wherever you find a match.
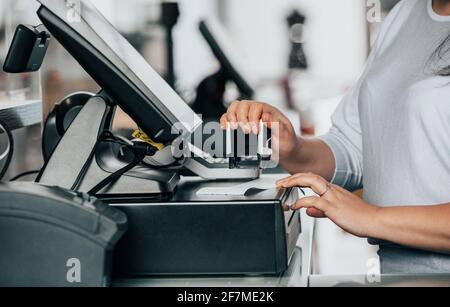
[0,0,401,276]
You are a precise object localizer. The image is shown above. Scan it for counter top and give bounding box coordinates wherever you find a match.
[309,274,450,287]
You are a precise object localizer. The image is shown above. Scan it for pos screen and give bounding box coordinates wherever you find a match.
[36,0,202,143]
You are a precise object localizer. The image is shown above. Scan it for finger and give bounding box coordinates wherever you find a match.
[282,203,291,212]
[276,173,304,188]
[306,208,327,218]
[248,103,264,134]
[262,112,290,141]
[220,114,227,130]
[263,113,277,129]
[226,112,238,129]
[271,115,287,136]
[236,102,251,133]
[276,176,292,188]
[226,101,240,129]
[261,107,280,128]
[291,196,329,212]
[228,101,240,113]
[261,112,272,125]
[279,173,330,196]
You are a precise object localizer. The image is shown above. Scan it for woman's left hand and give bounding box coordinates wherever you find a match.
[277,173,380,238]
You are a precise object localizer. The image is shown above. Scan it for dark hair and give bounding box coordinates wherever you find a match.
[431,34,450,76]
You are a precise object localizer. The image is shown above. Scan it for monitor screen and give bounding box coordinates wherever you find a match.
[37,0,202,142]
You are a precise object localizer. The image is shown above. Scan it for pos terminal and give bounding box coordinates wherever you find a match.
[33,0,301,277]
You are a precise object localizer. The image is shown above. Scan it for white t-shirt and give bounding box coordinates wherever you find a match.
[320,0,450,207]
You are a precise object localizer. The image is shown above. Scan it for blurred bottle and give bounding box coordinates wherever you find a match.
[283,9,315,136]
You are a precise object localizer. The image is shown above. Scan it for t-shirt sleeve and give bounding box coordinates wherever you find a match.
[317,0,408,191]
[318,82,365,191]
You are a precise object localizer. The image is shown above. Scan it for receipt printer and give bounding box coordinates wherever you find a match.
[112,178,301,276]
[0,183,127,286]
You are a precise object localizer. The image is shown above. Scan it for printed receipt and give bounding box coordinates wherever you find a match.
[196,177,279,196]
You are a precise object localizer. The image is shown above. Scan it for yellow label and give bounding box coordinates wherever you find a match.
[132,130,165,151]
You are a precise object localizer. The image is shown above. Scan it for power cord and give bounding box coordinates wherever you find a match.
[71,130,160,195]
[0,119,14,180]
[10,170,40,182]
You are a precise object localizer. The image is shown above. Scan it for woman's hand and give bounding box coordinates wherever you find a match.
[277,173,380,238]
[220,100,337,181]
[220,100,298,159]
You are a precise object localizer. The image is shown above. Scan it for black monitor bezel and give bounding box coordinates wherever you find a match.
[37,5,185,143]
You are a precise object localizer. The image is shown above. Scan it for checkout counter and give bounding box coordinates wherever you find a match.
[0,0,304,286]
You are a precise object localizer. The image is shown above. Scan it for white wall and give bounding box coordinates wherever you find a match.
[54,0,369,97]
[173,0,220,91]
[225,0,368,81]
[92,0,219,95]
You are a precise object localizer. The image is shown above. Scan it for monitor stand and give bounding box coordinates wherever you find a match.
[37,91,179,199]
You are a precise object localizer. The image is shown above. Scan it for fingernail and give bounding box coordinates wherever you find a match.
[251,123,258,134]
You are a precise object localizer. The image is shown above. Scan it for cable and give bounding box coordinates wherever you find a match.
[0,119,14,180]
[88,151,146,195]
[71,130,160,195]
[10,170,40,182]
[87,139,160,195]
[70,130,126,191]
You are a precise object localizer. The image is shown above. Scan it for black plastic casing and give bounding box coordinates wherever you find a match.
[0,183,127,287]
[111,178,300,276]
[37,5,181,143]
[3,24,50,73]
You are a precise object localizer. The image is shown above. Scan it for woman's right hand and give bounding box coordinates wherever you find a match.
[220,100,298,158]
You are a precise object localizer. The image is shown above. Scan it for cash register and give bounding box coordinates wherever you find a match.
[34,0,301,277]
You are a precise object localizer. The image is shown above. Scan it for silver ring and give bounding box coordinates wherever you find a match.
[319,183,332,197]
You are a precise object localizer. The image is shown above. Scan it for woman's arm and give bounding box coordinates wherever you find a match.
[372,205,450,254]
[279,137,336,181]
[277,173,450,254]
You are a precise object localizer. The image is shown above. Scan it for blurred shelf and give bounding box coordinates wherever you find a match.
[0,100,42,130]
